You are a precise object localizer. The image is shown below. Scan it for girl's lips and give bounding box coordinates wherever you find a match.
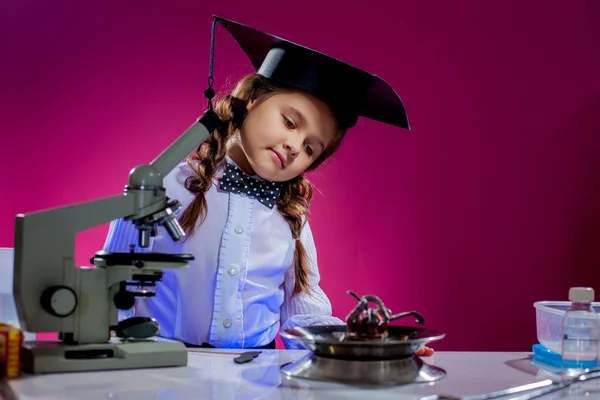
[269,148,286,168]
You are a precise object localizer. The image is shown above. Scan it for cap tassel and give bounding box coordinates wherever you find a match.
[204,18,217,111]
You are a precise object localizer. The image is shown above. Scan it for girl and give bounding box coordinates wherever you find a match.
[103,16,434,356]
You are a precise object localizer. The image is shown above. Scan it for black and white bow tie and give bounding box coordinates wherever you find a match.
[219,163,282,209]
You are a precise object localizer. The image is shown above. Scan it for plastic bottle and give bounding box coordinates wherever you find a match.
[561,287,600,371]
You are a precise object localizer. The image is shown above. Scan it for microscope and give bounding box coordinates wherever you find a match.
[12,111,221,374]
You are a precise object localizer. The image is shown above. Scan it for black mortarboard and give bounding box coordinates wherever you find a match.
[214,16,410,130]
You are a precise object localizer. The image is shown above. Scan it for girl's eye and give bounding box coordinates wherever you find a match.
[304,144,314,155]
[283,116,295,129]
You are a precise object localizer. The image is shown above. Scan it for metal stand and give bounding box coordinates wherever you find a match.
[281,352,446,386]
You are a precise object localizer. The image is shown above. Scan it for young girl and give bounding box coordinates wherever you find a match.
[103,16,434,356]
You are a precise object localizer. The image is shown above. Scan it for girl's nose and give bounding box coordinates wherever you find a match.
[284,142,299,158]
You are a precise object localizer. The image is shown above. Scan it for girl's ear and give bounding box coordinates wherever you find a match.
[246,98,256,111]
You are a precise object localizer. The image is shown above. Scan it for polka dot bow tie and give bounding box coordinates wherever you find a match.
[219,163,282,209]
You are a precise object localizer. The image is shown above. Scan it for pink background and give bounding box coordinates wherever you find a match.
[1,1,599,351]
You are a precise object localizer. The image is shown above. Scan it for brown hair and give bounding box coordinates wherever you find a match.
[179,73,347,295]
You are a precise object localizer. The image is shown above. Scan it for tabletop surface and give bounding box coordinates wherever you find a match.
[1,251,597,399]
[4,349,600,400]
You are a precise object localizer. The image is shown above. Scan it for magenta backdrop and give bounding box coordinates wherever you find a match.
[1,1,600,351]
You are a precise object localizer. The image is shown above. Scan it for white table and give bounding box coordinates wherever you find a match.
[5,350,600,399]
[1,250,597,399]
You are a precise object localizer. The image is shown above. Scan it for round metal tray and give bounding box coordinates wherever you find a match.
[280,325,446,360]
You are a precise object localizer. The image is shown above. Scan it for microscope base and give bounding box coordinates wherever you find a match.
[21,338,188,374]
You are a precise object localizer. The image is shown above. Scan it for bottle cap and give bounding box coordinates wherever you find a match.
[569,287,595,302]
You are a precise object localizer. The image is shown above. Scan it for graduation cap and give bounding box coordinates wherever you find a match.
[213,16,410,130]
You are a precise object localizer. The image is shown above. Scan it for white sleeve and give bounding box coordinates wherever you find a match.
[280,220,344,349]
[103,218,155,321]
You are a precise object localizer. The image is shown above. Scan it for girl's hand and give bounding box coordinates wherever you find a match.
[415,346,435,357]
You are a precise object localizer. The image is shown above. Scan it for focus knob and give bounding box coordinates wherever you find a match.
[40,286,77,317]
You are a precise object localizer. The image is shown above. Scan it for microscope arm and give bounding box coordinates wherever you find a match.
[128,112,223,220]
[13,194,136,333]
[150,117,217,178]
[122,112,222,246]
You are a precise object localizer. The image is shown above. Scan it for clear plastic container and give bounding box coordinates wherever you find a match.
[534,301,600,354]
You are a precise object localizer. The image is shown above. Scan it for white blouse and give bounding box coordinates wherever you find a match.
[103,157,343,349]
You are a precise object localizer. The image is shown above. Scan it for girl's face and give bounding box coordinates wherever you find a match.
[237,91,338,182]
